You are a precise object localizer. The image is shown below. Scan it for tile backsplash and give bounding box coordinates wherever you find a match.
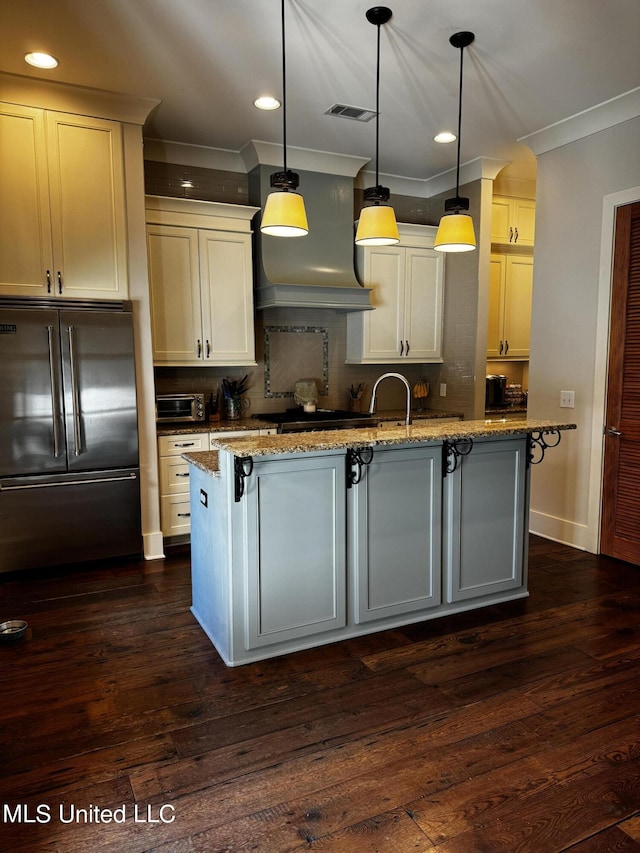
[154,307,434,416]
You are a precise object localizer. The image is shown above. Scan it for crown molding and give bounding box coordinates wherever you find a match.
[241,140,369,177]
[519,86,640,155]
[0,71,158,125]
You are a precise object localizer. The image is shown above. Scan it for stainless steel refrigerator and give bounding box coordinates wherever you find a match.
[0,299,142,572]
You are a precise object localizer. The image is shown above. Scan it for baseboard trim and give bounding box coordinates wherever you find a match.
[143,530,165,560]
[529,509,594,553]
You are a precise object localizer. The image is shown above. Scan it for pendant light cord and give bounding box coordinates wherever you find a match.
[374,21,381,187]
[455,42,464,197]
[281,0,287,175]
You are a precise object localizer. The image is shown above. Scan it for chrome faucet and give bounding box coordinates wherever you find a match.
[368,372,412,426]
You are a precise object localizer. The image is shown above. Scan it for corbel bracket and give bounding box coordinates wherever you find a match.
[234,456,254,502]
[346,446,374,488]
[443,437,474,476]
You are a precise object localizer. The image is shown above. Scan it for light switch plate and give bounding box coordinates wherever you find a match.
[440,383,447,397]
[560,390,575,408]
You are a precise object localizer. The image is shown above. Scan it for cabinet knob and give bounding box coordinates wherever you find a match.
[505,339,509,355]
[197,339,202,357]
[46,270,52,293]
[514,227,519,243]
[206,339,211,358]
[499,340,504,355]
[57,270,62,294]
[405,339,410,355]
[400,340,404,356]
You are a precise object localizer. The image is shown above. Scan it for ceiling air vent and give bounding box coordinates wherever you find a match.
[325,104,376,122]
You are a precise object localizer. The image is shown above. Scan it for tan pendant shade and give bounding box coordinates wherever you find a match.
[355,204,400,246]
[434,212,476,253]
[261,190,309,237]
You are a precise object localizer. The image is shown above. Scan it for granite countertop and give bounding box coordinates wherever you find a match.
[157,409,462,436]
[157,417,273,436]
[184,419,575,470]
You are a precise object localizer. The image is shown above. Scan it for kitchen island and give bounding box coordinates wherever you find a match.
[185,419,575,666]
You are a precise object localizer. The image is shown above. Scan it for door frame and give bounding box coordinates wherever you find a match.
[590,186,640,553]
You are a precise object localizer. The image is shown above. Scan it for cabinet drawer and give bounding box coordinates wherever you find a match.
[158,433,207,456]
[159,456,191,496]
[160,494,192,537]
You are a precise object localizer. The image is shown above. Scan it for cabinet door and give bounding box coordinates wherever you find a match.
[361,245,405,361]
[491,197,535,247]
[491,198,513,244]
[198,230,256,365]
[444,438,527,603]
[243,454,346,649]
[513,199,535,246]
[487,254,507,358]
[0,105,53,296]
[350,445,442,622]
[502,256,533,357]
[147,225,203,364]
[46,112,127,299]
[404,248,444,360]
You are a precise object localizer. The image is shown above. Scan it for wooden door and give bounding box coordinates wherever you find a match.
[601,201,640,564]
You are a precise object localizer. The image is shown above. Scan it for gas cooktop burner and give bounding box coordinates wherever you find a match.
[255,408,380,433]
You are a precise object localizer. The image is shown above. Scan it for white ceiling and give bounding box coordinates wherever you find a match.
[2,0,640,184]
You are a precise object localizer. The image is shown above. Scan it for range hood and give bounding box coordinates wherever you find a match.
[248,163,373,311]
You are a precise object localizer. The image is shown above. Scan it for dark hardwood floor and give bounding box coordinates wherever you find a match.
[2,536,640,852]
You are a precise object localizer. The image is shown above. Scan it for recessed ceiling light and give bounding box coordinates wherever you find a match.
[254,95,281,111]
[25,52,59,69]
[434,131,456,144]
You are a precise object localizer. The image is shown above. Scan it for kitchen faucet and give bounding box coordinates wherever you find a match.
[368,372,412,426]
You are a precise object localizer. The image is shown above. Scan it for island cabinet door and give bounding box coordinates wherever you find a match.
[349,445,442,623]
[444,437,527,603]
[242,453,347,650]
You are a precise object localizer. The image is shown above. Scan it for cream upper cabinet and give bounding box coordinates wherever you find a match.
[487,253,533,359]
[346,223,444,364]
[0,103,127,299]
[145,197,259,367]
[491,196,535,247]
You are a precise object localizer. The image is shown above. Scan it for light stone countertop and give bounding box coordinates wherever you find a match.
[183,419,576,473]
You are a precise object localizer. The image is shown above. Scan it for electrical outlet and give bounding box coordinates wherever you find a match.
[440,383,447,397]
[560,390,575,408]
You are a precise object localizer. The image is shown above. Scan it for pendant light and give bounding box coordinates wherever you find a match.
[355,6,400,247]
[434,31,477,253]
[260,0,309,237]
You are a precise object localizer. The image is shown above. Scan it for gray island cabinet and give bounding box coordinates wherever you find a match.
[185,420,574,666]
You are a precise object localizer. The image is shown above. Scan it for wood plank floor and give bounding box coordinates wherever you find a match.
[2,536,640,852]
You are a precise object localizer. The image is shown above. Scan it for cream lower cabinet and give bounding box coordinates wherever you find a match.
[491,196,535,247]
[0,103,127,299]
[487,253,533,359]
[346,223,444,363]
[146,197,259,366]
[158,433,209,539]
[349,445,442,623]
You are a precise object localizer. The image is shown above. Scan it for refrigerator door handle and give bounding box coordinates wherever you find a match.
[67,325,82,456]
[0,473,138,491]
[47,325,63,458]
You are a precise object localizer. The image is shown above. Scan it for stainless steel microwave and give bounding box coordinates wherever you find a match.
[155,393,205,423]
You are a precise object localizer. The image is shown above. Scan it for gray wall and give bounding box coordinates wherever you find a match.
[528,115,640,551]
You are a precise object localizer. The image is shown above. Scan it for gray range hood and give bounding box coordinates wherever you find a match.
[249,165,372,311]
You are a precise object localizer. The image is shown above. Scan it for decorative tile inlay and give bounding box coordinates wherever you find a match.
[264,326,329,398]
